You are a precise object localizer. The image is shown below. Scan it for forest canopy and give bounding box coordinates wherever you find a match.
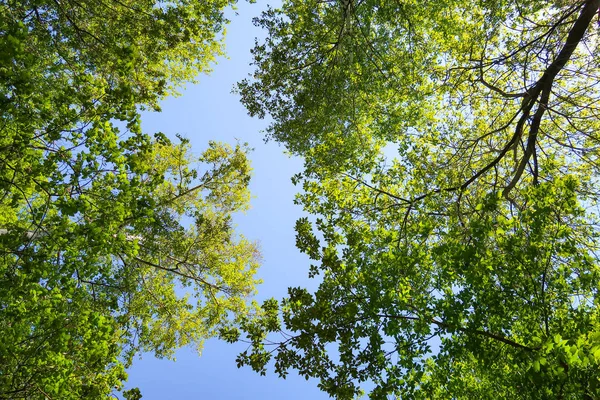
[236,0,600,398]
[0,0,260,398]
[4,0,600,398]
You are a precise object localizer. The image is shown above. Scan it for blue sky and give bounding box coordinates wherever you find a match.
[124,1,330,398]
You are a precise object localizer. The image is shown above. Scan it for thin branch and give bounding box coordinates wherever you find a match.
[377,314,537,352]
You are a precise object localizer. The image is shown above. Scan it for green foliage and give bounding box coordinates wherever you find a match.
[0,0,261,398]
[237,0,600,398]
[123,388,142,400]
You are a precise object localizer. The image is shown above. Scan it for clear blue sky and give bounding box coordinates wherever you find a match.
[124,2,330,398]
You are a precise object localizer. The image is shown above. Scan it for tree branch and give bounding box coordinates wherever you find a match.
[377,313,537,352]
[504,0,600,196]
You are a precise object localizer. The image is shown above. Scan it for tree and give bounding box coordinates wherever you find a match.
[0,0,260,398]
[236,0,600,398]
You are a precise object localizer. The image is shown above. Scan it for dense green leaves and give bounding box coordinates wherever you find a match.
[5,0,600,397]
[0,0,261,398]
[237,0,600,398]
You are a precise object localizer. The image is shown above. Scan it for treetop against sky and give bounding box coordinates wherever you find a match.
[2,0,600,399]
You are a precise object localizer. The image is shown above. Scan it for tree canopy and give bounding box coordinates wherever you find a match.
[0,0,260,398]
[236,0,600,398]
